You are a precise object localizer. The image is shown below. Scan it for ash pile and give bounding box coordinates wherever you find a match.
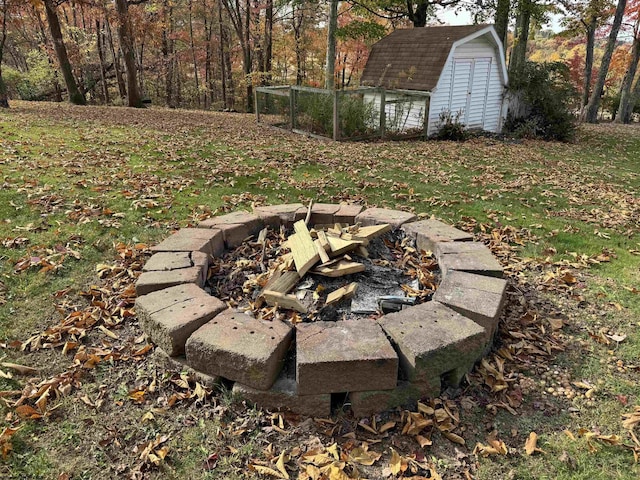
[206,220,439,323]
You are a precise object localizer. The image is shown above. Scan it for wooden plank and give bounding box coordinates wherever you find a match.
[349,224,392,241]
[326,282,358,306]
[290,220,320,276]
[267,271,300,294]
[314,239,331,264]
[326,236,362,257]
[317,230,330,251]
[263,291,308,313]
[312,260,365,278]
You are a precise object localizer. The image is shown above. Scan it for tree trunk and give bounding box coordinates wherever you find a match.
[494,0,510,49]
[104,12,126,101]
[627,70,640,121]
[408,0,429,27]
[44,0,86,105]
[325,0,338,90]
[0,1,8,108]
[188,0,201,108]
[114,0,143,108]
[293,4,304,85]
[204,13,212,109]
[615,27,640,123]
[508,0,531,77]
[263,0,273,84]
[583,0,627,123]
[96,19,110,104]
[581,19,596,110]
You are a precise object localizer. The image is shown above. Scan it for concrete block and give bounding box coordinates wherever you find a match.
[186,310,293,390]
[253,204,305,229]
[401,219,473,252]
[150,228,224,257]
[135,284,227,356]
[296,319,398,395]
[355,208,417,227]
[378,301,486,385]
[334,204,364,225]
[135,265,206,296]
[348,378,441,418]
[435,241,503,278]
[233,371,331,417]
[433,270,507,341]
[309,203,340,226]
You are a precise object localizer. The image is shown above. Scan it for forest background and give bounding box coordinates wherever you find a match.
[1,1,640,122]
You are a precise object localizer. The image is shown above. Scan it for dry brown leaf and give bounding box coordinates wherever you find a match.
[0,362,38,375]
[524,432,538,455]
[442,431,465,445]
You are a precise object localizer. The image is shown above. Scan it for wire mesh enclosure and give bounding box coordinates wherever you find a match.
[255,86,431,141]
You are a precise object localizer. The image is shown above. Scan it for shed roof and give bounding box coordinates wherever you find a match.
[361,24,493,91]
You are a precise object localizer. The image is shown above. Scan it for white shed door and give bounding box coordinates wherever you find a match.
[449,58,492,128]
[467,58,492,129]
[449,59,472,122]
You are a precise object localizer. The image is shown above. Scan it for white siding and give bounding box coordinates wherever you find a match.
[427,36,505,135]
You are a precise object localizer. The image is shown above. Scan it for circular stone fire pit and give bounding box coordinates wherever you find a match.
[135,204,507,417]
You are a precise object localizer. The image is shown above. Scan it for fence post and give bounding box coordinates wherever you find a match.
[332,90,339,141]
[289,87,295,131]
[379,88,386,140]
[255,89,260,123]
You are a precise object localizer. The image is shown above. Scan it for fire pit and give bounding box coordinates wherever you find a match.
[135,204,507,417]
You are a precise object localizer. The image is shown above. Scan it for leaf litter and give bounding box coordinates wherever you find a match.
[0,103,639,478]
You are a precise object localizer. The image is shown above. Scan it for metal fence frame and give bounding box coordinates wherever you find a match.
[255,85,431,141]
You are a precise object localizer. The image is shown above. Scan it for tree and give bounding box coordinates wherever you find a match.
[583,0,627,122]
[615,0,640,122]
[560,0,614,111]
[114,0,144,108]
[350,0,461,28]
[495,0,511,48]
[0,0,10,107]
[222,0,253,111]
[43,0,86,105]
[325,0,338,89]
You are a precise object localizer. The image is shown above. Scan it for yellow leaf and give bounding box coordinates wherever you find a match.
[327,463,350,480]
[417,402,435,416]
[563,430,576,440]
[141,411,155,422]
[275,450,290,479]
[524,432,538,455]
[327,443,339,461]
[415,435,432,447]
[442,431,466,445]
[348,446,381,466]
[389,448,402,475]
[252,464,286,478]
[358,422,377,434]
[98,325,119,339]
[379,421,396,433]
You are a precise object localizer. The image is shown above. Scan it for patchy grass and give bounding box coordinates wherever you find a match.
[0,102,639,479]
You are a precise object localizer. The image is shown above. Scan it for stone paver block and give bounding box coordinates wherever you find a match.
[334,204,364,225]
[233,371,331,417]
[254,204,305,228]
[433,270,507,341]
[142,251,208,282]
[136,284,227,356]
[378,302,486,385]
[355,207,417,227]
[309,203,340,226]
[150,228,224,257]
[435,242,503,278]
[153,347,220,388]
[135,265,206,296]
[401,219,473,252]
[198,211,265,248]
[296,319,398,395]
[348,379,441,418]
[186,310,293,390]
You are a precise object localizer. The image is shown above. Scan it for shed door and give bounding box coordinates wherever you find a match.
[467,58,492,129]
[449,59,472,122]
[449,58,492,128]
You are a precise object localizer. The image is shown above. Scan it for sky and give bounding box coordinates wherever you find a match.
[438,8,563,32]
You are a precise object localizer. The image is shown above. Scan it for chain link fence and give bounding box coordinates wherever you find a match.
[255,86,430,141]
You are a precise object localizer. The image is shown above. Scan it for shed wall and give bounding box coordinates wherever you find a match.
[427,37,505,135]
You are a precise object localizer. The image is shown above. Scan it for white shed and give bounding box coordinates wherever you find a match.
[360,24,508,136]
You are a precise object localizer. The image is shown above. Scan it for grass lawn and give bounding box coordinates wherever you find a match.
[0,101,638,479]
